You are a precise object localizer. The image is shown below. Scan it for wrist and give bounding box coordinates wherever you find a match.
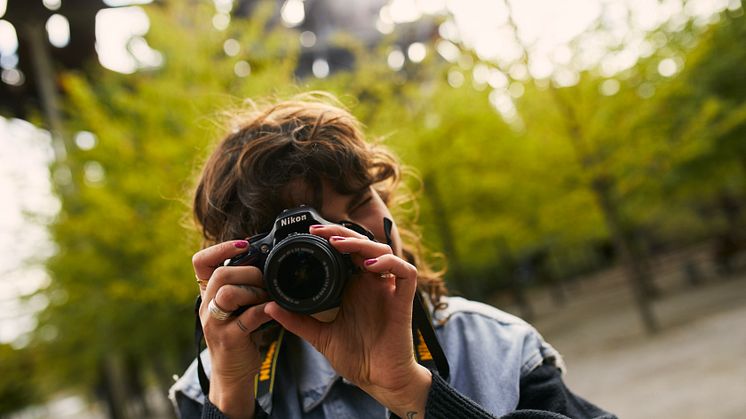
[376,364,433,419]
[208,377,256,419]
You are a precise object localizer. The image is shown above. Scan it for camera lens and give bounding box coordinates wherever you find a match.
[264,234,349,314]
[276,249,325,300]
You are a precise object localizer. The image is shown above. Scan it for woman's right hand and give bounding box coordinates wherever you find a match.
[193,240,273,419]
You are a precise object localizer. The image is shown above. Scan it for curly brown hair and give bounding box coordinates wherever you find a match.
[193,92,446,303]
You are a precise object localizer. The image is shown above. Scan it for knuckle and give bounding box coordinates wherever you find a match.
[247,265,264,278]
[246,286,266,300]
[215,285,237,304]
[247,268,265,286]
[192,241,236,269]
[241,311,260,329]
[211,265,229,282]
[381,253,397,263]
[202,320,215,337]
[192,251,206,269]
[198,304,207,318]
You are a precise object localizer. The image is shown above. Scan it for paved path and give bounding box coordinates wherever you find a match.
[527,273,746,419]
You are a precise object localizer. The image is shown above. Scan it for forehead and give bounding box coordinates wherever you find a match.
[281,178,321,210]
[281,178,365,215]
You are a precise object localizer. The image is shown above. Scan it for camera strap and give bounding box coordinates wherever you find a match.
[194,295,211,395]
[383,217,449,381]
[411,291,450,379]
[253,328,286,400]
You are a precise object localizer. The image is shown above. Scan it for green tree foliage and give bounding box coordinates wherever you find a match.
[0,344,41,415]
[33,0,303,406]
[659,10,746,219]
[422,6,746,329]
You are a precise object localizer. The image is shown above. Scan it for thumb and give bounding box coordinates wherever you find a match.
[264,302,324,348]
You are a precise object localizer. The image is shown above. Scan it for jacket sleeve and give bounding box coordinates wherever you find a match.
[196,365,616,419]
[424,366,617,419]
[201,399,229,419]
[173,389,203,419]
[515,363,616,418]
[175,396,268,419]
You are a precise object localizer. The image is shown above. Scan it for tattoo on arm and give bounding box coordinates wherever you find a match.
[406,412,417,419]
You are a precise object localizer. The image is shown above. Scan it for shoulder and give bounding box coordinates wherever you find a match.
[435,296,529,325]
[434,296,565,377]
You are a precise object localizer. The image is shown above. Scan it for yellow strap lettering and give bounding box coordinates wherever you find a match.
[259,341,277,381]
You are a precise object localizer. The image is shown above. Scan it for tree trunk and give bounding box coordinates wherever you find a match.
[549,86,659,334]
[21,18,78,199]
[496,239,534,320]
[100,354,132,419]
[511,271,535,321]
[152,356,180,419]
[548,276,567,307]
[591,177,659,334]
[124,357,150,418]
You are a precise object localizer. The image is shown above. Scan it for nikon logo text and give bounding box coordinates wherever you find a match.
[280,214,308,227]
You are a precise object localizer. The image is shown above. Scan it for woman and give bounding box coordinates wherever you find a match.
[170,93,615,419]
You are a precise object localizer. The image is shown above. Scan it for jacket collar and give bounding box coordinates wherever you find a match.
[289,334,341,413]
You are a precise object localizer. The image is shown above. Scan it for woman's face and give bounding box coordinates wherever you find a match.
[286,179,402,257]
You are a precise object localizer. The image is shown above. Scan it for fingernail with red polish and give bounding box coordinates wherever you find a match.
[364,258,378,266]
[310,224,324,230]
[330,236,346,241]
[234,240,248,249]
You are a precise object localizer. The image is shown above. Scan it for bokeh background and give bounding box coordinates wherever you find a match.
[1,0,745,418]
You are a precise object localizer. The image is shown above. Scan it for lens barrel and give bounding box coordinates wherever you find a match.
[263,234,349,314]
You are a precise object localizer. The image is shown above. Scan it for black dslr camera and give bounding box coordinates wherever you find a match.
[224,206,370,314]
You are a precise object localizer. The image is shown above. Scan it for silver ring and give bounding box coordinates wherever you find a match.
[208,298,232,321]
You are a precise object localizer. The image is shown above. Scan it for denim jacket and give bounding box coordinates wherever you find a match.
[169,296,564,418]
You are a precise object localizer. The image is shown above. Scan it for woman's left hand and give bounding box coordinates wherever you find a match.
[263,224,432,418]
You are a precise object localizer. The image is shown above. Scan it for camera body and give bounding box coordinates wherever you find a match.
[224,206,358,314]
